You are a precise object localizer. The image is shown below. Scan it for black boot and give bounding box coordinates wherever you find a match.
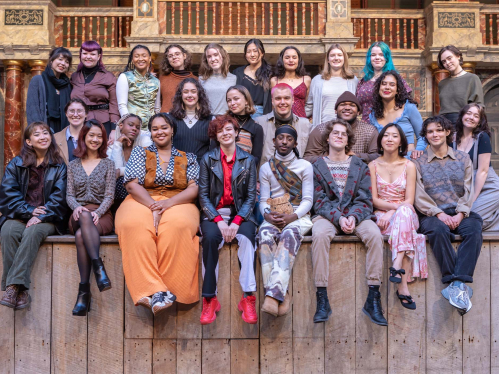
[313,288,332,323]
[92,258,112,292]
[362,287,388,326]
[72,282,91,316]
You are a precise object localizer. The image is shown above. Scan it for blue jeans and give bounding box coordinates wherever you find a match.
[251,105,264,120]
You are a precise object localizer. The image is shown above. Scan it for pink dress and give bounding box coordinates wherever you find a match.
[373,160,428,281]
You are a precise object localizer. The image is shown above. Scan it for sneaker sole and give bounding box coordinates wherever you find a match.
[15,295,32,310]
[313,308,332,323]
[238,304,258,324]
[0,300,16,309]
[152,302,174,316]
[362,307,388,326]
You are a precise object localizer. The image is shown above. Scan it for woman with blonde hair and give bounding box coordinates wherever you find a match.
[305,43,358,128]
[199,43,237,115]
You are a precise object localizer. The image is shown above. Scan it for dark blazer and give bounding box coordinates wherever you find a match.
[313,155,374,227]
[0,156,68,234]
[232,66,272,115]
[198,145,257,225]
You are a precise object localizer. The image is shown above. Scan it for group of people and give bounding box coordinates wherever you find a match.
[0,38,496,328]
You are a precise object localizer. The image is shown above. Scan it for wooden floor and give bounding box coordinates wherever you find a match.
[0,234,498,374]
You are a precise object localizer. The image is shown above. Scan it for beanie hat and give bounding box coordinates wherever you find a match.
[334,91,362,112]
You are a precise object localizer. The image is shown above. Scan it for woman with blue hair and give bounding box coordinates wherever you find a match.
[357,42,412,122]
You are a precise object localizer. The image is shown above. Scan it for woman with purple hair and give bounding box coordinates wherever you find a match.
[71,40,120,144]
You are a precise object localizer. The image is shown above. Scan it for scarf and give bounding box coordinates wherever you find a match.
[42,65,71,129]
[269,153,302,205]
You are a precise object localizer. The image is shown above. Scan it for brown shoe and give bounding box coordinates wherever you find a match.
[261,296,279,317]
[278,292,293,316]
[136,296,152,309]
[0,285,19,308]
[15,290,31,310]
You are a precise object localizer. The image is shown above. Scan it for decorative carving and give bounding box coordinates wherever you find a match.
[5,9,43,26]
[331,0,347,19]
[438,12,475,29]
[137,0,153,18]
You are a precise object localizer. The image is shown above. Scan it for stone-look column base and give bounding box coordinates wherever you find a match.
[4,60,24,169]
[462,62,476,74]
[29,60,46,76]
[431,62,450,115]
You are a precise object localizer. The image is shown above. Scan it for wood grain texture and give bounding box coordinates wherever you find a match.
[293,337,325,374]
[88,244,124,374]
[230,339,259,373]
[491,242,499,372]
[260,337,293,374]
[325,242,356,374]
[51,244,87,374]
[124,338,153,374]
[15,244,52,374]
[154,302,177,339]
[153,339,176,374]
[201,339,231,373]
[0,244,15,374]
[176,339,201,374]
[124,285,153,339]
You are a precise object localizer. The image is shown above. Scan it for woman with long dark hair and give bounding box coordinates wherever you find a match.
[27,47,73,133]
[305,43,357,128]
[116,45,160,131]
[453,104,499,231]
[370,71,425,158]
[169,77,214,163]
[0,122,67,310]
[271,46,310,118]
[437,45,484,126]
[233,39,273,118]
[160,44,197,113]
[70,40,120,141]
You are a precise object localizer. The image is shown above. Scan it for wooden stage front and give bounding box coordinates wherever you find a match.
[0,233,498,374]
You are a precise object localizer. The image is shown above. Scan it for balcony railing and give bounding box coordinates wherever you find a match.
[157,0,326,36]
[352,10,426,50]
[54,8,133,48]
[481,5,499,46]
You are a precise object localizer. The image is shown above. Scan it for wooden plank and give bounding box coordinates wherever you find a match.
[88,244,124,374]
[491,241,499,372]
[124,286,153,339]
[124,338,153,374]
[152,339,176,374]
[231,242,259,339]
[355,242,388,373]
[51,244,87,374]
[293,243,324,339]
[0,244,15,374]
[293,337,324,374]
[15,244,52,373]
[426,243,462,373]
[154,302,177,339]
[230,339,259,373]
[325,242,356,374]
[463,242,490,374]
[201,339,230,373]
[203,244,230,339]
[177,339,201,374]
[260,337,293,374]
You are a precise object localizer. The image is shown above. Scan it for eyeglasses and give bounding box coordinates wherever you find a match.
[331,131,348,138]
[68,110,85,115]
[167,52,182,60]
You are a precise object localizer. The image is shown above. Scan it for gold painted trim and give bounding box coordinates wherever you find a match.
[4,60,24,71]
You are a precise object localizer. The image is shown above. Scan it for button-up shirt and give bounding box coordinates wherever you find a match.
[66,126,78,150]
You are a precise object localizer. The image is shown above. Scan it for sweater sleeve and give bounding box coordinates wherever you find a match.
[116,74,129,117]
[259,164,271,216]
[407,103,427,151]
[26,76,45,124]
[251,123,264,167]
[109,140,125,177]
[66,163,81,211]
[293,161,314,218]
[469,74,484,105]
[357,127,380,163]
[93,160,116,218]
[305,76,316,118]
[303,126,323,163]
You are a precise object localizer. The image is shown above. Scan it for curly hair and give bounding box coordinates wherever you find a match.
[147,113,177,136]
[322,118,356,154]
[199,43,230,80]
[455,103,491,145]
[273,46,308,80]
[420,115,455,146]
[372,70,418,120]
[170,77,212,120]
[160,44,192,76]
[208,115,240,141]
[321,43,354,80]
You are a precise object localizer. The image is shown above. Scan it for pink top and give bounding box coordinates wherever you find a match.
[278,76,307,118]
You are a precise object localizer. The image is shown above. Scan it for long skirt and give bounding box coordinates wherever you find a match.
[472,167,499,232]
[115,195,200,305]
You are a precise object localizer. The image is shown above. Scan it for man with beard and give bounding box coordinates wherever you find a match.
[304,91,379,164]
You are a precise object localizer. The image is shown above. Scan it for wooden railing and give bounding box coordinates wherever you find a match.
[481,5,499,46]
[157,0,327,36]
[352,10,426,50]
[54,8,133,49]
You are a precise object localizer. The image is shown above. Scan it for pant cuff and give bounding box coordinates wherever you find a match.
[315,281,328,287]
[367,280,381,286]
[265,290,284,302]
[201,291,217,298]
[447,275,473,283]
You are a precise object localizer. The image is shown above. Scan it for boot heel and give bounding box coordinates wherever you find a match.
[92,258,112,292]
[72,283,91,317]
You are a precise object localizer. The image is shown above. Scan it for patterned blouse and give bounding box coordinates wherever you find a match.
[66,158,116,217]
[124,144,199,186]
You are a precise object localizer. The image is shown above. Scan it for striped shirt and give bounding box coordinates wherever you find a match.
[323,156,352,198]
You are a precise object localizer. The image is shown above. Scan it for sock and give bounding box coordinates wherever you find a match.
[244,292,253,297]
[317,287,327,293]
[369,285,380,292]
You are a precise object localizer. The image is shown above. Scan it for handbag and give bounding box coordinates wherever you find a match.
[266,193,294,215]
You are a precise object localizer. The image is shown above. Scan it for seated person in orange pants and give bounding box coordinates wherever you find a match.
[115,113,200,316]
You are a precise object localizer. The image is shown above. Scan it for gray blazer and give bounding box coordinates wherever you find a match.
[26,75,47,125]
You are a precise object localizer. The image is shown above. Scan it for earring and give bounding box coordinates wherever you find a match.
[380,147,383,152]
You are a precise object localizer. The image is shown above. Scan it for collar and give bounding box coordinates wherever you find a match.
[148,143,182,157]
[268,111,299,125]
[220,147,236,164]
[66,126,78,141]
[427,145,456,162]
[275,151,296,163]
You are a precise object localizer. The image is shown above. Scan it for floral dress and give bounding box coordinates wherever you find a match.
[373,160,428,281]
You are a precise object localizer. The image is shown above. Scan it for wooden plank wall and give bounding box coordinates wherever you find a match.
[0,238,497,373]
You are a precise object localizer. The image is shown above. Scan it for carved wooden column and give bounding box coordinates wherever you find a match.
[431,63,450,115]
[29,60,46,76]
[462,62,476,74]
[4,60,24,168]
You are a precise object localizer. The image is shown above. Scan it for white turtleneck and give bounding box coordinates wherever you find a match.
[259,151,314,219]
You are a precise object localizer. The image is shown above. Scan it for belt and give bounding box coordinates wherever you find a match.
[88,104,109,111]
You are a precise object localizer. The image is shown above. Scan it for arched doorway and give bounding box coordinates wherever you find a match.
[484,81,499,169]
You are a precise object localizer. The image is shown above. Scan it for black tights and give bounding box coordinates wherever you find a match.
[73,211,101,283]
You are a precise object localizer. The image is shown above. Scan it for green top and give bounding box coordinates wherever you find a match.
[438,72,484,115]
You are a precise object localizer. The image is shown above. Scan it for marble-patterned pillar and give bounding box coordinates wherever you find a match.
[431,63,450,115]
[29,60,46,76]
[3,60,24,168]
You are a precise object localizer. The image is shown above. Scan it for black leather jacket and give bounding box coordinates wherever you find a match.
[0,156,68,234]
[198,146,257,225]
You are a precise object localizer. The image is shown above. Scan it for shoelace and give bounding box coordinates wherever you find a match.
[163,291,175,303]
[152,293,163,305]
[317,293,327,309]
[201,299,213,316]
[455,289,469,306]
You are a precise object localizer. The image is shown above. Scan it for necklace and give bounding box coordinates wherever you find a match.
[461,136,473,152]
[451,69,466,78]
[82,70,97,80]
[185,113,198,124]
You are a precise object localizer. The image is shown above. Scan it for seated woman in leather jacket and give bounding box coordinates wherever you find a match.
[198,115,258,326]
[0,121,67,310]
